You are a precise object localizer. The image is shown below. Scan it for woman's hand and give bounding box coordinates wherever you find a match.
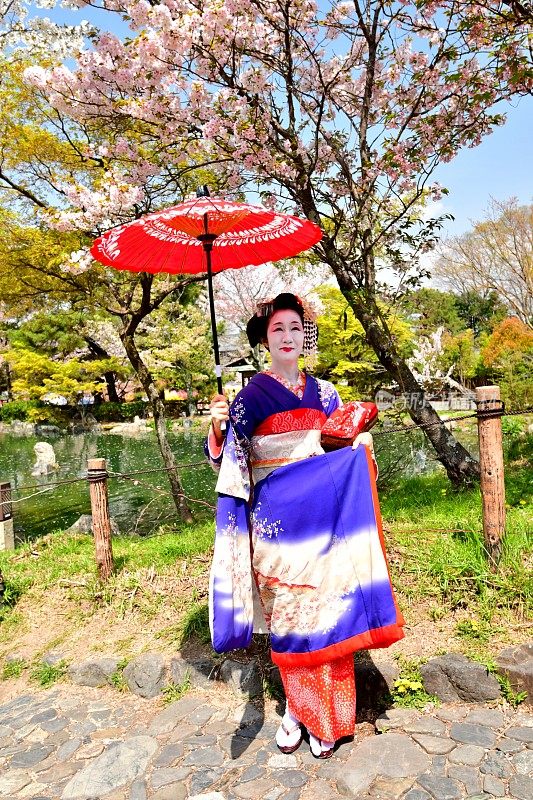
[210,394,230,445]
[352,431,374,452]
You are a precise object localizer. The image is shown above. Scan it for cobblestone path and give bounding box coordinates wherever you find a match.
[0,685,532,799]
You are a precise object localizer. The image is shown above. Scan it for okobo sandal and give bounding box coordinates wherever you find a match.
[275,709,303,754]
[309,733,335,759]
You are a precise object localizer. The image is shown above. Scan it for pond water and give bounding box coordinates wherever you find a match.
[0,428,216,541]
[0,422,479,541]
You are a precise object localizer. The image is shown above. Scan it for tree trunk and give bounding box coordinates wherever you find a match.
[121,332,193,523]
[337,280,480,486]
[104,372,120,403]
[85,336,121,403]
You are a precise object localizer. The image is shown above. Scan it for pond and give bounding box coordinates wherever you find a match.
[0,421,480,541]
[0,428,217,541]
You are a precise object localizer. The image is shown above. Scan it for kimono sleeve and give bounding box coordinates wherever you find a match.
[317,379,343,417]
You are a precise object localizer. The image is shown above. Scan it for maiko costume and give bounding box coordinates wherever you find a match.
[205,369,404,744]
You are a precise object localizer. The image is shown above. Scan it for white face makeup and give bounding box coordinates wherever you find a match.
[266,309,305,373]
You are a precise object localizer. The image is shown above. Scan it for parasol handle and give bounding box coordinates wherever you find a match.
[201,234,225,432]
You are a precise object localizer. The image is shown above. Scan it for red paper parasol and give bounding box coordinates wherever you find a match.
[91,191,322,393]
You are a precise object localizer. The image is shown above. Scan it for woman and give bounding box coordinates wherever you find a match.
[206,293,404,758]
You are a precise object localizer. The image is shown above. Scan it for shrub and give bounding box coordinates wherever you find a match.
[0,400,41,422]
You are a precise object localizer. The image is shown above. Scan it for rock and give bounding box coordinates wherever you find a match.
[404,791,431,800]
[496,737,524,753]
[450,722,497,748]
[375,708,421,732]
[0,771,31,794]
[41,650,66,667]
[336,732,430,796]
[420,654,500,703]
[416,774,462,800]
[369,776,416,798]
[69,656,120,687]
[219,658,262,698]
[411,734,456,754]
[109,417,148,436]
[448,745,486,766]
[268,754,298,769]
[11,420,36,435]
[31,442,59,476]
[183,746,224,767]
[496,644,533,705]
[505,726,533,743]
[151,784,187,800]
[123,653,167,698]
[354,656,399,710]
[464,709,505,728]
[65,514,120,537]
[35,424,63,436]
[447,764,481,795]
[153,743,184,768]
[509,774,533,800]
[405,718,447,736]
[151,768,190,789]
[278,770,308,788]
[480,752,513,778]
[61,736,157,799]
[9,745,54,768]
[169,656,217,689]
[148,696,202,735]
[511,749,533,775]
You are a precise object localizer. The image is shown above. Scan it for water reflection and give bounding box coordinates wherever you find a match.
[0,424,479,541]
[0,430,216,541]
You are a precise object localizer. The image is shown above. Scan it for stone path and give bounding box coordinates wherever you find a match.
[0,684,532,800]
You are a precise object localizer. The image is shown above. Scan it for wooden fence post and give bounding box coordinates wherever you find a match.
[0,481,14,551]
[87,458,114,582]
[475,385,506,568]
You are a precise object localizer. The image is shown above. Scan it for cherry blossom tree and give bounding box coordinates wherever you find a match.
[19,0,532,483]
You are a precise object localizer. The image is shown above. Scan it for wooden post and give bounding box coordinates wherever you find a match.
[87,458,114,582]
[0,481,14,551]
[475,386,506,568]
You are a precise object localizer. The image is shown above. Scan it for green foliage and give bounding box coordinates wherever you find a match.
[91,400,149,422]
[110,658,130,692]
[315,285,413,399]
[400,288,464,336]
[30,659,68,687]
[162,673,191,704]
[0,399,42,422]
[455,619,490,642]
[391,658,438,709]
[483,659,528,708]
[438,329,479,384]
[2,657,27,680]
[178,602,211,645]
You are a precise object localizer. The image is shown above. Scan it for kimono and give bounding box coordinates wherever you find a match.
[206,372,404,740]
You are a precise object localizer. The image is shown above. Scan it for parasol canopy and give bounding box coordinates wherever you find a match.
[91,192,323,393]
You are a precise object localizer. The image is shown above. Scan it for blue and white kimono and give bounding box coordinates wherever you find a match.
[205,372,404,668]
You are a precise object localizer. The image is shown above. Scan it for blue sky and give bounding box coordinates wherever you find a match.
[33,4,533,239]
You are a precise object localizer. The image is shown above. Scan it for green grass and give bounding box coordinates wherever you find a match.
[2,657,27,680]
[0,457,530,678]
[30,659,68,687]
[162,673,191,704]
[390,657,439,710]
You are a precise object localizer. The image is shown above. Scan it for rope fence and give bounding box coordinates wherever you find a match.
[1,387,531,576]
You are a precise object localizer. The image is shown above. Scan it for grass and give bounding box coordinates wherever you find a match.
[29,659,68,687]
[2,657,27,680]
[162,673,191,704]
[0,449,530,690]
[390,657,439,710]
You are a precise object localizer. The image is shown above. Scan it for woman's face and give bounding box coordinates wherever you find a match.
[266,309,304,369]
